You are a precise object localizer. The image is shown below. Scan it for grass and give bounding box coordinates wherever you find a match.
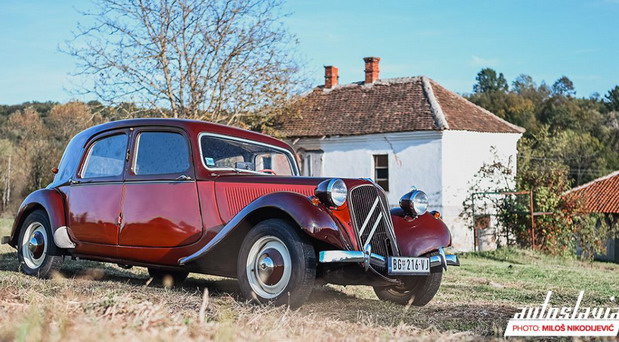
[1,217,618,341]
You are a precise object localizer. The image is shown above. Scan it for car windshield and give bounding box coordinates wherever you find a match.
[200,135,297,176]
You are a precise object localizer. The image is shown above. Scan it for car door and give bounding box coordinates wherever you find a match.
[119,128,203,247]
[67,130,129,245]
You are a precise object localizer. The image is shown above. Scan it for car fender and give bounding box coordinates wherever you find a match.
[8,188,67,248]
[179,191,352,265]
[391,209,452,257]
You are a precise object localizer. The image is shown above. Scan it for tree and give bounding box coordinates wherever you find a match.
[511,74,536,95]
[66,0,302,125]
[551,76,576,97]
[0,139,14,211]
[473,68,508,94]
[604,85,619,112]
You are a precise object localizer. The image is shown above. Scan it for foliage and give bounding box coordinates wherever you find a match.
[0,103,99,212]
[473,68,508,94]
[463,127,615,259]
[467,68,618,186]
[604,85,619,111]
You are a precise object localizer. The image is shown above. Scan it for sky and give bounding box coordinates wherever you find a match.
[0,0,618,104]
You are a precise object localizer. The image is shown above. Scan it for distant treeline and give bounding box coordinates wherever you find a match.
[466,68,619,186]
[0,70,618,217]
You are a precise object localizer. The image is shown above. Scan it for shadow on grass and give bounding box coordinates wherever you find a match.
[304,285,518,336]
[0,251,242,296]
[463,248,527,265]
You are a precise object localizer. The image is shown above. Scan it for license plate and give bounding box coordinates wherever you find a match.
[388,256,430,275]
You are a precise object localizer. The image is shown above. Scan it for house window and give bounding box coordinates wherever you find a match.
[373,154,389,191]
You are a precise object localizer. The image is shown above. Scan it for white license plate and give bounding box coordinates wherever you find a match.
[388,257,430,275]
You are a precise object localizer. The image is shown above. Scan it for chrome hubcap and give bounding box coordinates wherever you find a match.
[246,236,291,299]
[28,231,45,259]
[21,222,47,269]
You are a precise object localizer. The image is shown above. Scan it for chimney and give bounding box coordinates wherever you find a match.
[363,57,380,84]
[324,65,339,89]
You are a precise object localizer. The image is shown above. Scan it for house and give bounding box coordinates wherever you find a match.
[281,57,525,252]
[564,170,619,262]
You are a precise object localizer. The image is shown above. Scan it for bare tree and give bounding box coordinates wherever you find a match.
[66,0,302,125]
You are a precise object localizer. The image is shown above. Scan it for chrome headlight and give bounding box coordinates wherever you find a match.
[315,179,347,207]
[399,190,428,216]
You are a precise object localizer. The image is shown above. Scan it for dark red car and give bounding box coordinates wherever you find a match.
[2,119,458,308]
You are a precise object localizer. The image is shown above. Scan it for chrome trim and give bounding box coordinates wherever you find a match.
[326,178,347,207]
[358,197,379,237]
[198,132,300,176]
[319,246,460,271]
[429,248,460,269]
[53,226,76,249]
[348,184,400,256]
[70,179,194,186]
[364,212,383,247]
[319,246,386,268]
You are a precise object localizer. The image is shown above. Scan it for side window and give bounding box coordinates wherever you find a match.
[200,135,295,176]
[134,132,190,175]
[82,134,128,179]
[373,154,389,191]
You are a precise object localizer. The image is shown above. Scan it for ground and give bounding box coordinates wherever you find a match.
[1,217,618,341]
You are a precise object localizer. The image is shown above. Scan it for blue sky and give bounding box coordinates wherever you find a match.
[1,0,618,104]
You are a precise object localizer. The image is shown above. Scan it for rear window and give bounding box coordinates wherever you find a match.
[200,135,296,176]
[134,132,190,175]
[82,134,128,178]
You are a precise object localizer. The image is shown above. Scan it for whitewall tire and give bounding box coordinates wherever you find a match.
[17,210,63,278]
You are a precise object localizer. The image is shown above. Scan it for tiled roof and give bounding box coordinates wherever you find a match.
[281,76,525,138]
[564,171,619,214]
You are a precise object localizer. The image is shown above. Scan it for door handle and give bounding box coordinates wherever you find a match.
[176,175,191,181]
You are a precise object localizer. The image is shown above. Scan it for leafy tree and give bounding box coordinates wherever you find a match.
[604,85,619,112]
[473,68,509,94]
[551,76,576,97]
[512,74,536,95]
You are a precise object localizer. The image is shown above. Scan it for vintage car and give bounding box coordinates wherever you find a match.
[2,119,459,308]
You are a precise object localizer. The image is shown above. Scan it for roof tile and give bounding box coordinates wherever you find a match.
[281,76,524,137]
[564,171,619,214]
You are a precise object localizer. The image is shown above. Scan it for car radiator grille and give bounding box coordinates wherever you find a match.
[348,185,399,271]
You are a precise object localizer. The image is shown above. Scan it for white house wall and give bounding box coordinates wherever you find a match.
[290,130,521,253]
[291,131,444,208]
[440,130,521,252]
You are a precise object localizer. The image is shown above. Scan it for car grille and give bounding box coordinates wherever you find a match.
[348,184,399,271]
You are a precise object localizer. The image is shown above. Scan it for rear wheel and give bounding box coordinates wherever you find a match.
[18,210,63,278]
[373,271,443,306]
[237,219,316,308]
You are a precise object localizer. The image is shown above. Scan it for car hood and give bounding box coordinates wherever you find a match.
[212,174,372,222]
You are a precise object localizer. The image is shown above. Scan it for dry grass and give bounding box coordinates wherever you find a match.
[1,217,617,341]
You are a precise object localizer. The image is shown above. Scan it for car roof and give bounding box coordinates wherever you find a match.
[80,118,292,151]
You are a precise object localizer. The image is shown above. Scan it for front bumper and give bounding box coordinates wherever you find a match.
[319,246,460,271]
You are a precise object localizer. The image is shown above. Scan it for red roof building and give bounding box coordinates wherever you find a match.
[282,59,524,138]
[281,57,524,252]
[564,171,619,214]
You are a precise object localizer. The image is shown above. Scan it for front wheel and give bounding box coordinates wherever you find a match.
[17,210,63,278]
[237,219,316,308]
[373,271,443,306]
